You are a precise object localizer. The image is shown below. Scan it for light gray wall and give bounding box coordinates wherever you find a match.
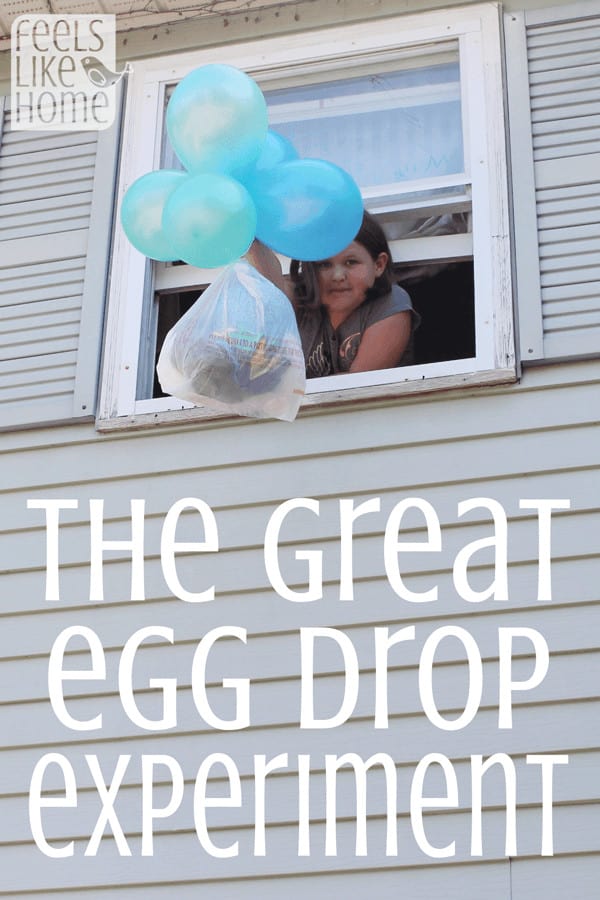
[0,0,599,896]
[1,359,599,896]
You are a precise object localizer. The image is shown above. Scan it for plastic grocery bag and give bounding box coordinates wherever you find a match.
[156,260,306,421]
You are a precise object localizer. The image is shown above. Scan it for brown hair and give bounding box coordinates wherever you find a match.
[289,210,394,312]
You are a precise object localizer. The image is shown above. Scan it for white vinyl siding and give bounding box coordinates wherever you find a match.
[1,359,599,895]
[0,95,121,430]
[1,2,600,896]
[508,2,600,364]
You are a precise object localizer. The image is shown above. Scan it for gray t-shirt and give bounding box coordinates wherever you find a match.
[297,284,416,378]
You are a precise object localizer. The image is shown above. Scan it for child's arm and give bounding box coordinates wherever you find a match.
[244,240,286,294]
[349,311,412,372]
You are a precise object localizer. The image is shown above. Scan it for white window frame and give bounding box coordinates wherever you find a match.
[98,2,514,429]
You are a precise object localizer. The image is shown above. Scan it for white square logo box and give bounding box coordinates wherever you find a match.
[11,14,123,131]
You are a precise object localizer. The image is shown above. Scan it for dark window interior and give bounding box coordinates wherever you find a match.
[151,260,475,398]
[396,260,475,365]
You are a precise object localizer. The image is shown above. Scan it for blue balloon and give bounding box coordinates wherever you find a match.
[251,129,298,171]
[236,129,299,186]
[166,64,268,174]
[162,173,257,268]
[120,169,188,261]
[248,158,364,260]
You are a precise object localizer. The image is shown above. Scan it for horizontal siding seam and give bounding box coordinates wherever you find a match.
[2,417,600,493]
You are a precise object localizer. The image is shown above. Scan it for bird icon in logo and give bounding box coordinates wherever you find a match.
[81,57,132,88]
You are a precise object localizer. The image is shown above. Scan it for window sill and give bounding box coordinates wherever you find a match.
[95,367,517,433]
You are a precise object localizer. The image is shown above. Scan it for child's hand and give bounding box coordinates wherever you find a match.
[244,240,285,293]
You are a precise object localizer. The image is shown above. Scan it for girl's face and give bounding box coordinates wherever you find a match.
[316,241,388,318]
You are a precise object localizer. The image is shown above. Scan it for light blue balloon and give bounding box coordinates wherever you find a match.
[236,129,299,186]
[162,173,257,268]
[120,169,188,261]
[166,64,268,174]
[256,130,298,168]
[248,158,364,260]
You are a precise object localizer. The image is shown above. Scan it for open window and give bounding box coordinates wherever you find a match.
[98,3,514,427]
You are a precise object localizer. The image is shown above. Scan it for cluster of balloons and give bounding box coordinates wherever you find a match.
[121,64,364,268]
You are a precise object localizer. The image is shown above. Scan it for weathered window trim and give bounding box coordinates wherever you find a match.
[98,2,514,428]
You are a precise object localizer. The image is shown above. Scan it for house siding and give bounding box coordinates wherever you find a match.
[1,359,599,896]
[0,0,599,896]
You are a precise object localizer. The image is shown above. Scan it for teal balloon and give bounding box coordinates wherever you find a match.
[120,169,188,261]
[248,158,364,260]
[166,64,268,174]
[256,130,298,168]
[236,129,299,185]
[162,173,257,268]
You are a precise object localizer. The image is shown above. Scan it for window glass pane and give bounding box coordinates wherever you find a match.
[265,62,464,189]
